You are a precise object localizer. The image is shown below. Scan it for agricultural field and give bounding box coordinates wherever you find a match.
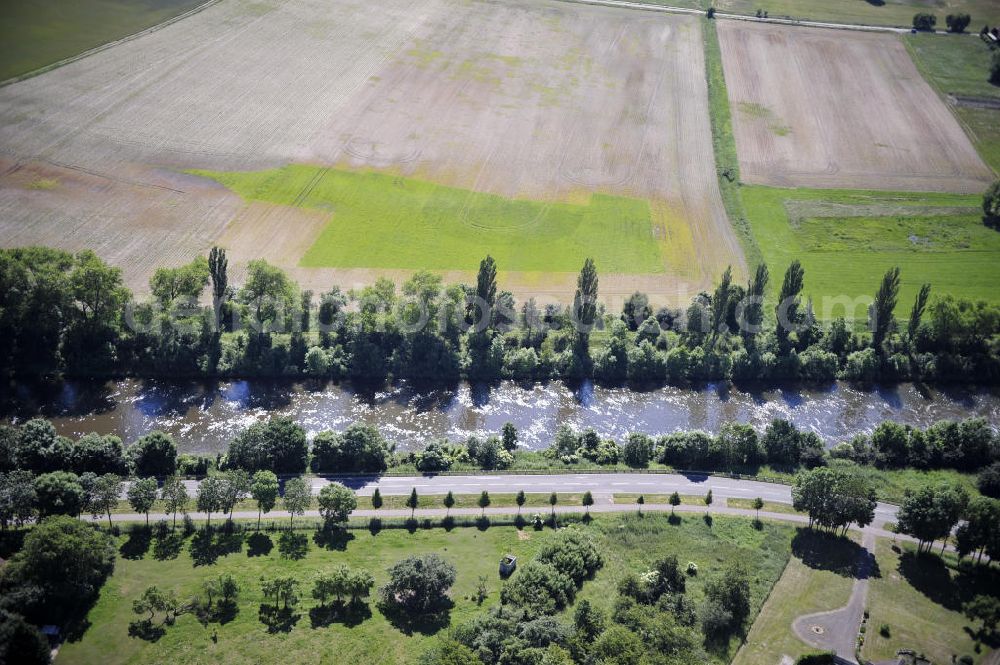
[0,0,207,82]
[0,0,742,305]
[742,185,1000,312]
[56,515,795,665]
[717,22,994,193]
[715,0,1000,28]
[905,33,1000,173]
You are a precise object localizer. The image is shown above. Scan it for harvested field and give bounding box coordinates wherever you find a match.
[0,0,742,305]
[717,22,993,193]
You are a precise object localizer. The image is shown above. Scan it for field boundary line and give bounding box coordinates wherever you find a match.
[0,0,225,88]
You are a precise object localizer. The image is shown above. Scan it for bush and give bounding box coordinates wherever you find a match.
[0,611,50,665]
[226,417,307,473]
[380,554,456,615]
[879,622,891,637]
[979,462,1000,498]
[622,433,654,468]
[912,13,936,31]
[310,423,392,473]
[33,471,85,517]
[129,431,177,477]
[945,12,970,32]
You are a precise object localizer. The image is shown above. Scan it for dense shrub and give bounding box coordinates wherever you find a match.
[311,423,392,473]
[128,431,177,476]
[226,417,307,473]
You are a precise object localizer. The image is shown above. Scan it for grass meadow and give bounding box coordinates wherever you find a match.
[56,514,794,665]
[742,185,1000,313]
[717,0,1000,28]
[905,33,1000,174]
[199,166,665,274]
[0,0,205,81]
[862,539,996,663]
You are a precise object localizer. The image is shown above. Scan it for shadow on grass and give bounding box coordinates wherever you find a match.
[153,533,185,560]
[195,599,239,626]
[190,528,244,567]
[309,601,372,629]
[247,532,273,557]
[120,526,152,560]
[791,528,875,579]
[278,531,309,560]
[127,618,165,642]
[258,604,300,633]
[379,599,453,636]
[313,525,354,551]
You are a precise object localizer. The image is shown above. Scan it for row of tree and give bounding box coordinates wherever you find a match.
[3,414,997,487]
[3,245,1000,386]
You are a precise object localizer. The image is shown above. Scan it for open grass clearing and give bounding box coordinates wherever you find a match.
[727,498,804,515]
[862,538,997,663]
[742,185,1000,312]
[905,33,1000,174]
[718,22,993,193]
[56,513,794,665]
[0,0,207,81]
[731,530,860,665]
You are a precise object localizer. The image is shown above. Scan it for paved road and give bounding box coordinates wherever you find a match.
[125,472,900,529]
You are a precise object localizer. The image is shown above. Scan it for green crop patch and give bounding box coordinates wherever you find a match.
[197,165,666,274]
[743,185,1000,314]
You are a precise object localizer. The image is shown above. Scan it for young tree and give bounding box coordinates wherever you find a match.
[515,490,526,514]
[636,494,645,515]
[250,470,279,530]
[127,477,158,526]
[869,266,900,353]
[669,491,681,515]
[710,265,733,341]
[282,477,311,527]
[197,476,224,526]
[160,476,189,529]
[371,488,383,511]
[346,569,375,605]
[132,585,179,626]
[945,12,971,32]
[478,490,491,516]
[443,490,455,516]
[704,489,714,509]
[582,490,594,515]
[752,497,764,520]
[549,491,558,516]
[219,469,251,523]
[260,576,300,611]
[406,487,419,518]
[91,473,122,528]
[317,482,357,527]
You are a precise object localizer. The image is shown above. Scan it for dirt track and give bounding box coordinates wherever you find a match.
[0,0,743,304]
[718,21,993,193]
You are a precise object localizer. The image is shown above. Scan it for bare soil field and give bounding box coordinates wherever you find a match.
[0,0,742,306]
[717,21,993,193]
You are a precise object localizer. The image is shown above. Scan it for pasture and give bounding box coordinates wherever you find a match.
[718,22,993,193]
[742,185,1000,312]
[0,0,741,304]
[0,0,207,81]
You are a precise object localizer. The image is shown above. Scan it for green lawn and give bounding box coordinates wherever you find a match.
[732,531,859,665]
[742,185,1000,313]
[727,498,804,515]
[197,166,664,274]
[57,514,795,665]
[905,33,1000,173]
[0,0,206,82]
[716,0,1000,28]
[862,539,996,663]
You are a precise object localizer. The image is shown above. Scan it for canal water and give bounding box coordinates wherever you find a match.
[4,379,998,454]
